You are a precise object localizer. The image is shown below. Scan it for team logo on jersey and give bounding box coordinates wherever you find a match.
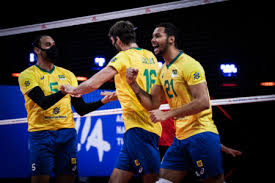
[110,57,117,63]
[40,76,44,80]
[171,69,177,77]
[53,107,60,114]
[192,72,201,81]
[58,75,66,80]
[24,80,30,87]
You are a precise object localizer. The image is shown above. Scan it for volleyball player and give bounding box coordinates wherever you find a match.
[126,23,224,183]
[18,35,115,183]
[61,21,162,183]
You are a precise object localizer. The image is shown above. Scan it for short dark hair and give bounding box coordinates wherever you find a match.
[32,35,49,48]
[156,23,179,48]
[108,20,136,45]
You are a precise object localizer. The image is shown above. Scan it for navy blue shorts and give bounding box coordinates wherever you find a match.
[115,128,160,175]
[161,132,224,180]
[29,128,78,176]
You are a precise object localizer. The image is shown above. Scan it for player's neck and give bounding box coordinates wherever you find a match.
[36,59,54,72]
[124,43,139,50]
[163,47,180,65]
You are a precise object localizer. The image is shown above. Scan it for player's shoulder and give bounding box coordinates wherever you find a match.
[55,65,74,75]
[109,51,128,63]
[181,52,201,66]
[19,65,36,78]
[55,66,77,80]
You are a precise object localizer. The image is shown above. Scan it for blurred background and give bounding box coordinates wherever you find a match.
[0,0,274,182]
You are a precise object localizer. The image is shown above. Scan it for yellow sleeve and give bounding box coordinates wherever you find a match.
[18,70,39,95]
[107,52,128,73]
[182,61,206,86]
[67,71,78,87]
[155,68,162,86]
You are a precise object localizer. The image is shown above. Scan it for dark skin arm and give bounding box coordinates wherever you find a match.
[150,82,210,122]
[126,67,165,111]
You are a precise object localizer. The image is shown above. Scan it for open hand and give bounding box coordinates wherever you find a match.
[60,85,81,97]
[221,144,242,157]
[150,109,169,123]
[100,91,117,104]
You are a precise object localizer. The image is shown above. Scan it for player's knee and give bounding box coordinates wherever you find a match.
[156,178,173,183]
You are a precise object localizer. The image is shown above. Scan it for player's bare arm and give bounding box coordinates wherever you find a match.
[126,67,165,110]
[150,82,210,122]
[221,144,242,157]
[61,66,117,96]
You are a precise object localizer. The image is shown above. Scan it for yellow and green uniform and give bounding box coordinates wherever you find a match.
[18,65,78,132]
[108,47,162,136]
[156,51,218,140]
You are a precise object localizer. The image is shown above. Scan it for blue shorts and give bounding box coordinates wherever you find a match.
[116,127,160,175]
[29,128,78,176]
[161,132,224,180]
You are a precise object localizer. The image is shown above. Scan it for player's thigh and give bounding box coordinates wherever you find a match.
[108,168,134,183]
[55,128,78,176]
[159,168,187,183]
[31,175,50,183]
[56,175,76,183]
[143,173,159,183]
[188,132,224,180]
[126,128,160,175]
[29,131,55,176]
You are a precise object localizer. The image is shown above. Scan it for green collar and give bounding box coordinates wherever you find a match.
[129,47,142,50]
[35,64,55,74]
[166,51,183,69]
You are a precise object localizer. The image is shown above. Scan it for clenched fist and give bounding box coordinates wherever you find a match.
[126,67,139,85]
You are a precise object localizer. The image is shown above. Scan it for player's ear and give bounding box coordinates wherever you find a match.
[116,36,123,46]
[168,36,175,45]
[34,47,40,55]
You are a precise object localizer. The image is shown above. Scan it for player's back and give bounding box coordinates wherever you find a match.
[108,48,161,136]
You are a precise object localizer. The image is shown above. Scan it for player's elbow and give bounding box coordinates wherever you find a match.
[75,109,86,116]
[200,97,210,111]
[142,102,159,111]
[39,100,52,110]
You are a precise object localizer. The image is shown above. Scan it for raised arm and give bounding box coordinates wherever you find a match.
[61,66,117,96]
[126,67,165,111]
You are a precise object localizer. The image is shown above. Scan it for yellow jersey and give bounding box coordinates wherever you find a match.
[18,65,78,132]
[156,52,218,140]
[108,48,162,136]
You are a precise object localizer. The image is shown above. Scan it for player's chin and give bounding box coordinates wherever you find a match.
[153,48,160,55]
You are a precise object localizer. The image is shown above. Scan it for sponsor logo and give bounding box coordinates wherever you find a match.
[196,160,203,167]
[58,75,66,80]
[71,158,77,164]
[135,159,140,166]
